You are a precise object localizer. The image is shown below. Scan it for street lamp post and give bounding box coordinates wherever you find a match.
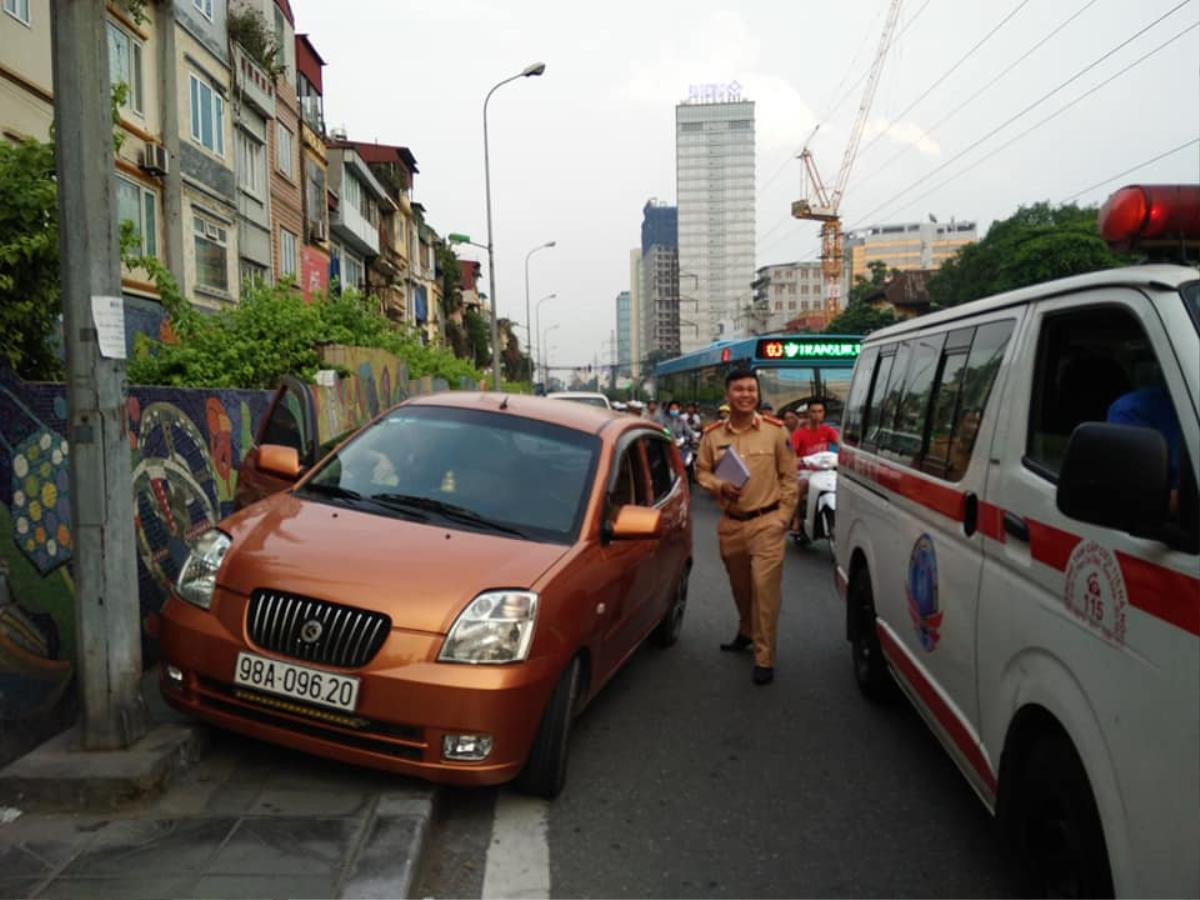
[534,292,558,385]
[524,240,555,375]
[541,323,561,387]
[483,62,546,389]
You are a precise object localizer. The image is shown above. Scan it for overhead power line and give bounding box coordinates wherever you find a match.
[850,0,1101,195]
[1061,137,1200,203]
[755,0,934,204]
[847,0,1196,229]
[855,0,1032,164]
[859,22,1199,225]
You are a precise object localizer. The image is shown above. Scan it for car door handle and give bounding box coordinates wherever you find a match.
[963,492,978,537]
[1004,512,1029,543]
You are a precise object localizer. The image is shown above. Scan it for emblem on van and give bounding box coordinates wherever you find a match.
[299,620,324,644]
[906,534,942,652]
[1064,541,1127,646]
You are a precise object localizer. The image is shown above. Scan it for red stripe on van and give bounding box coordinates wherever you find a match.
[1026,519,1081,571]
[1116,552,1200,637]
[840,447,966,522]
[877,624,998,799]
[978,501,1006,543]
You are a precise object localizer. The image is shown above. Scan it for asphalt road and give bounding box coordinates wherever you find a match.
[413,493,1021,898]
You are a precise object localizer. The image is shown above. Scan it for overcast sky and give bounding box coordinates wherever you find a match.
[292,0,1200,368]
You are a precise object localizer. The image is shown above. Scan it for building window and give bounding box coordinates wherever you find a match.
[305,158,326,238]
[188,73,225,156]
[107,22,143,115]
[3,0,30,25]
[115,176,156,257]
[275,121,294,178]
[192,0,213,21]
[193,215,228,292]
[240,260,267,288]
[280,228,297,278]
[343,253,364,291]
[235,129,264,197]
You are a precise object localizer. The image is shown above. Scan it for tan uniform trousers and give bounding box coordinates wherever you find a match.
[717,511,787,667]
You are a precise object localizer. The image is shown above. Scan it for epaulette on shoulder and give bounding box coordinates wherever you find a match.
[763,414,784,427]
[702,421,723,434]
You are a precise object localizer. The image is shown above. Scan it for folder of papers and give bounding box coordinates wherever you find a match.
[715,446,750,488]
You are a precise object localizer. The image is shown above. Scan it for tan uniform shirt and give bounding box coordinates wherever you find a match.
[696,414,798,520]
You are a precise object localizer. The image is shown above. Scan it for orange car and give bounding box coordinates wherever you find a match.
[160,393,692,796]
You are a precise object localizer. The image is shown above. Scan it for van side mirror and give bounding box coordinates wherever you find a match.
[1056,423,1169,539]
[258,444,303,481]
[606,505,662,541]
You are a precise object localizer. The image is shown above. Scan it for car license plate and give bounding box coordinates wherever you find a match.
[233,651,360,713]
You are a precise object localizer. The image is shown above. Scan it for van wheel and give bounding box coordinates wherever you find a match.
[516,657,581,799]
[849,570,892,702]
[652,567,689,647]
[1011,733,1114,899]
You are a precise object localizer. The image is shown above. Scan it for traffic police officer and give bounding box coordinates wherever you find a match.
[696,368,797,685]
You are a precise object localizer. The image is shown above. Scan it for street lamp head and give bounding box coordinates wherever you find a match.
[522,62,547,77]
[447,233,471,244]
[545,240,557,248]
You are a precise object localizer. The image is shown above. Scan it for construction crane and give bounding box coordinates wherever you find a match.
[792,0,904,319]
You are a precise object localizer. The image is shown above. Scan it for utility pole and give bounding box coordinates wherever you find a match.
[51,0,147,749]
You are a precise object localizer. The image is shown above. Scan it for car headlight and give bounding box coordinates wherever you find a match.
[438,591,538,664]
[175,529,232,610]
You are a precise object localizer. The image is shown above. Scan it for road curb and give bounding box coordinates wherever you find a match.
[339,785,438,899]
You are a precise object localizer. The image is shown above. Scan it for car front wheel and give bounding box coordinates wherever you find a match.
[516,656,581,799]
[652,566,689,647]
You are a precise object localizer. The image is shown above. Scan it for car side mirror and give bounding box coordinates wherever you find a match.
[607,505,662,541]
[1056,422,1170,539]
[258,444,303,481]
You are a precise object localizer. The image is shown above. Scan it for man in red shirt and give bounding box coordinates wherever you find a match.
[789,399,839,534]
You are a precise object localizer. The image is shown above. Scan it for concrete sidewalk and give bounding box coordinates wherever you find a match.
[0,674,436,899]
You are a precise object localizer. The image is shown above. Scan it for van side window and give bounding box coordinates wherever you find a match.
[842,347,879,447]
[862,351,897,447]
[881,334,946,466]
[868,342,911,449]
[922,336,971,478]
[943,320,1014,481]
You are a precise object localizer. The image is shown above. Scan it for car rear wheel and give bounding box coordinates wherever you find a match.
[652,566,689,647]
[1011,733,1114,899]
[516,656,581,799]
[849,570,892,702]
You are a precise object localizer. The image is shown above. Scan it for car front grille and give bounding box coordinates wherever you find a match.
[246,590,391,669]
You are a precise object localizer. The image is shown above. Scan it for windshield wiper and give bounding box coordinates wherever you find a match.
[369,493,528,538]
[298,482,365,502]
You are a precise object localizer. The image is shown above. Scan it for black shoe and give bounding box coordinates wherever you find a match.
[752,666,774,685]
[720,633,753,652]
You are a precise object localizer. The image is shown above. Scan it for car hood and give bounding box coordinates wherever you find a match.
[217,492,572,634]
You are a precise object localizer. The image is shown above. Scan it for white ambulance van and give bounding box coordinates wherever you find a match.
[834,185,1199,898]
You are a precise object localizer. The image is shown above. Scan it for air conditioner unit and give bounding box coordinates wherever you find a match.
[140,142,169,176]
[308,220,327,243]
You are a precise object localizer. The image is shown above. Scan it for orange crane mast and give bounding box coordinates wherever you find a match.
[792,0,904,319]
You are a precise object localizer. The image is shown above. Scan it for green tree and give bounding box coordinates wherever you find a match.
[0,138,61,379]
[927,202,1126,309]
[825,261,898,335]
[463,309,491,370]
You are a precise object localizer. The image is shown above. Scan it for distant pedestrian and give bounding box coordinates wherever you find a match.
[696,368,797,685]
[684,402,703,433]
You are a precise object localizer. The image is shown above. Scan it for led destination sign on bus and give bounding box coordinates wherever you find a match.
[755,339,861,361]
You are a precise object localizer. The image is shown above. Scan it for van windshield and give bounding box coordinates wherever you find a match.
[1182,281,1200,332]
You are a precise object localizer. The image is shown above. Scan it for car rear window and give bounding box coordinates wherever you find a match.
[301,406,600,544]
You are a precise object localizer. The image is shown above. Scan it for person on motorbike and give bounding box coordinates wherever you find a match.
[684,402,703,433]
[664,400,698,443]
[789,399,840,535]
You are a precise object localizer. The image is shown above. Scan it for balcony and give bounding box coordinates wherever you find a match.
[233,45,275,117]
[300,95,324,135]
[332,200,379,258]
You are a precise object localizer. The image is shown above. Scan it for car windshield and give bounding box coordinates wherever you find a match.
[298,406,599,544]
[1182,281,1200,333]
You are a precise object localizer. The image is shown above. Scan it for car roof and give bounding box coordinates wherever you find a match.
[547,391,609,400]
[865,264,1197,344]
[402,392,633,436]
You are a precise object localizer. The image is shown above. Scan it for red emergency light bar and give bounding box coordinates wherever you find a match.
[1098,184,1200,250]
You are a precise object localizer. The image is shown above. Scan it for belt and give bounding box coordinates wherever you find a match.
[724,501,780,522]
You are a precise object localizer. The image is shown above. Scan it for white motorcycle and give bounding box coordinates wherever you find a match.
[793,450,838,554]
[675,433,697,483]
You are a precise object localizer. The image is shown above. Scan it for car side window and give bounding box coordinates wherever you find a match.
[609,443,650,515]
[643,436,677,503]
[921,327,974,479]
[943,320,1013,481]
[880,333,946,466]
[842,346,880,447]
[259,386,310,461]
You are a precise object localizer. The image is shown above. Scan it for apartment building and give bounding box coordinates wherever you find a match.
[294,32,327,301]
[751,261,828,333]
[349,141,417,325]
[845,219,977,283]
